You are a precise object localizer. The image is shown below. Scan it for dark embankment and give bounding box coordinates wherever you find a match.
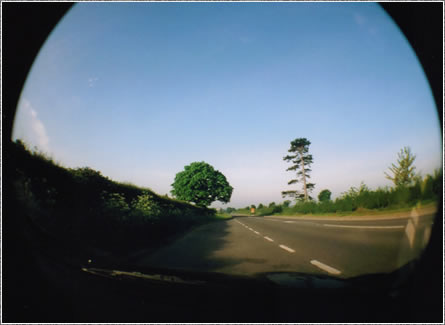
[6,139,216,265]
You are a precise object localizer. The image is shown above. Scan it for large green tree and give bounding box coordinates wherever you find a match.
[171,161,233,207]
[282,138,314,201]
[384,146,416,187]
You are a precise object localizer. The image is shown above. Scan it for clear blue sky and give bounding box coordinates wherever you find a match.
[13,2,442,208]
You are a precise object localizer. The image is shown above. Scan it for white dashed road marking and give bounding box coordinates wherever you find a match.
[237,219,296,254]
[310,260,342,275]
[279,245,295,253]
[284,221,295,223]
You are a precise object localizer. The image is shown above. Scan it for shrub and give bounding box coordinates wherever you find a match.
[318,201,335,213]
[431,169,443,199]
[334,197,356,212]
[130,192,162,223]
[421,175,434,200]
[101,192,130,222]
[318,189,332,202]
[389,186,411,207]
[292,201,318,214]
[225,207,236,214]
[272,205,282,214]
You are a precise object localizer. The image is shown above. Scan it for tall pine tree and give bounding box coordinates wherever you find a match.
[282,138,314,201]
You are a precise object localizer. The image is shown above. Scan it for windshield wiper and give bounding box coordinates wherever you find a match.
[82,267,206,285]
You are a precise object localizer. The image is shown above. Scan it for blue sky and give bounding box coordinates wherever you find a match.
[13,2,442,208]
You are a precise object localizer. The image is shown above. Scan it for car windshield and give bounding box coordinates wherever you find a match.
[11,2,442,282]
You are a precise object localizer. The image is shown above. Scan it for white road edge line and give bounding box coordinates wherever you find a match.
[310,260,342,275]
[323,224,404,229]
[264,236,274,242]
[284,221,295,223]
[279,245,295,253]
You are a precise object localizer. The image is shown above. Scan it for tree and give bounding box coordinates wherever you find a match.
[171,161,233,207]
[282,138,315,201]
[318,189,332,202]
[384,147,416,187]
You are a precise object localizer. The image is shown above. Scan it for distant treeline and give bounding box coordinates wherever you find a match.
[8,140,215,257]
[230,171,442,216]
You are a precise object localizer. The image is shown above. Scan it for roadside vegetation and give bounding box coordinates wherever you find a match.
[8,139,220,259]
[9,136,441,255]
[232,177,441,217]
[231,144,442,217]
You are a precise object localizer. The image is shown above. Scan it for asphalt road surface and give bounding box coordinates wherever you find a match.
[136,211,436,279]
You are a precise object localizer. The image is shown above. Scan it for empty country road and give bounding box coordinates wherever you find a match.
[135,212,436,279]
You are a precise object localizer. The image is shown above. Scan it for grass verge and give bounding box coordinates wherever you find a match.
[213,213,233,220]
[267,201,438,219]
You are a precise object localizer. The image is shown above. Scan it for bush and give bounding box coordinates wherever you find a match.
[318,201,335,213]
[272,205,282,214]
[431,169,443,199]
[292,201,318,214]
[421,175,434,200]
[130,193,162,224]
[389,186,411,207]
[318,189,332,202]
[334,197,356,212]
[282,200,291,208]
[225,207,236,214]
[101,192,130,222]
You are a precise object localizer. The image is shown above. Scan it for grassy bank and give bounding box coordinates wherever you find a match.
[214,213,233,220]
[7,139,217,259]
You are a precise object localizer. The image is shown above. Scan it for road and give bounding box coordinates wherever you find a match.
[135,212,436,279]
